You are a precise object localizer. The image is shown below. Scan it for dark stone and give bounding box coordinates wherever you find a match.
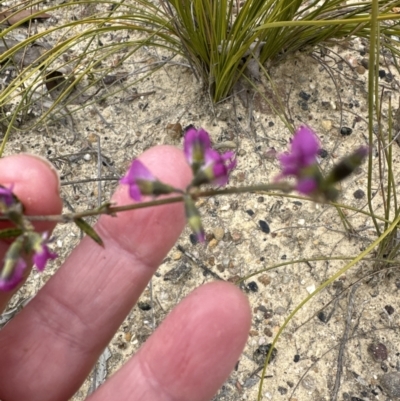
[350,397,364,401]
[385,305,395,315]
[385,73,394,83]
[294,354,300,362]
[293,201,302,206]
[300,101,309,111]
[268,121,274,127]
[353,189,365,199]
[340,127,353,136]
[299,90,311,101]
[246,209,255,216]
[318,148,328,158]
[137,302,152,311]
[281,255,287,260]
[189,233,198,245]
[247,281,259,292]
[259,220,270,234]
[253,343,278,365]
[278,386,288,395]
[380,372,400,398]
[368,342,388,362]
[264,309,274,319]
[318,311,328,323]
[381,362,388,372]
[361,58,369,69]
[379,69,386,78]
[257,196,264,203]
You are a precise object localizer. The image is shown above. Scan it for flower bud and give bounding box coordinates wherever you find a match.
[184,196,205,243]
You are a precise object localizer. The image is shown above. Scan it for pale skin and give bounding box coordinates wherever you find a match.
[0,146,251,401]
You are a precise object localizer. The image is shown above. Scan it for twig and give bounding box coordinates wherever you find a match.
[330,283,360,401]
[177,245,223,280]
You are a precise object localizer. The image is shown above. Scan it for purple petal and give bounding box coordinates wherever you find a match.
[120,160,156,201]
[0,258,26,291]
[296,178,317,195]
[126,160,155,183]
[184,128,211,164]
[33,244,57,271]
[278,126,320,179]
[290,126,320,167]
[196,229,206,243]
[129,183,142,201]
[0,185,15,207]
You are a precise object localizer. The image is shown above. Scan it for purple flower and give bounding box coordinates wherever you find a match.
[204,149,237,186]
[120,160,176,201]
[0,258,26,291]
[184,128,211,169]
[33,233,57,271]
[120,160,156,201]
[277,126,320,194]
[0,185,15,207]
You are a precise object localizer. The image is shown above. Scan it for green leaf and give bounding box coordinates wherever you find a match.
[74,218,104,247]
[0,227,23,239]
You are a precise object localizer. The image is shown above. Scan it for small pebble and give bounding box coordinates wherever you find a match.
[340,127,353,136]
[230,229,242,242]
[264,327,273,337]
[318,311,328,323]
[353,189,365,199]
[268,121,274,127]
[189,233,198,245]
[379,69,386,78]
[264,309,274,319]
[166,122,182,139]
[259,220,270,234]
[300,101,308,111]
[361,58,369,69]
[247,281,259,292]
[350,398,364,401]
[321,120,332,131]
[299,90,311,101]
[83,153,91,161]
[275,306,286,315]
[257,196,264,203]
[380,372,400,398]
[384,305,395,315]
[171,251,182,260]
[385,73,394,83]
[258,274,271,286]
[137,302,151,311]
[213,227,225,241]
[301,375,316,391]
[277,387,288,395]
[318,149,328,158]
[356,65,366,75]
[368,342,388,362]
[294,354,300,362]
[306,284,316,294]
[246,209,255,217]
[253,344,278,365]
[208,238,218,249]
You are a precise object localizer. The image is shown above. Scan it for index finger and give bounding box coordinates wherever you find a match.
[0,145,193,401]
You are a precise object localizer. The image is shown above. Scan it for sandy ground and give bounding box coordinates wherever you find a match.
[1,3,400,400]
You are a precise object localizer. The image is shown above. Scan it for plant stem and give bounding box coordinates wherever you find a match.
[3,182,292,223]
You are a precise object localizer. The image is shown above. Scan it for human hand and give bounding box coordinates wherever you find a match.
[0,146,251,401]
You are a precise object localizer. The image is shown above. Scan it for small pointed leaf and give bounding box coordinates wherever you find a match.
[74,218,104,247]
[0,228,23,239]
